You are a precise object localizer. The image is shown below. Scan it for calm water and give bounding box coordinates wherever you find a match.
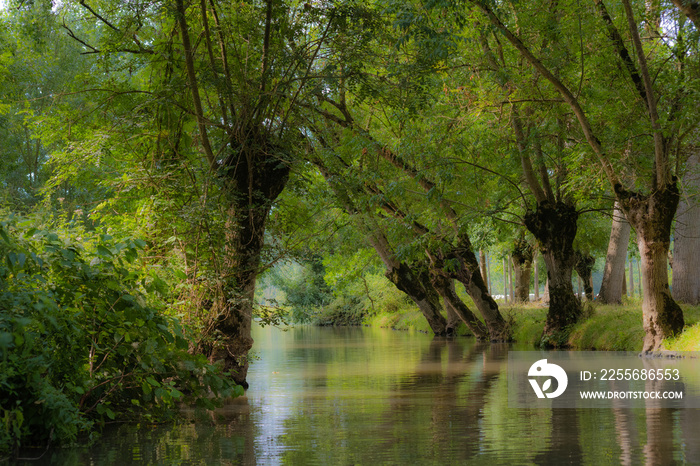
[15,324,700,465]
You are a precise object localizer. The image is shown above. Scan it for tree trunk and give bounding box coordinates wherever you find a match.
[443,236,510,341]
[207,148,290,388]
[479,249,489,294]
[629,254,635,297]
[672,152,700,304]
[443,297,461,335]
[387,264,448,336]
[618,185,685,351]
[508,255,515,302]
[524,200,581,345]
[574,251,595,301]
[431,274,489,340]
[511,259,532,302]
[637,258,642,297]
[369,234,448,336]
[511,237,533,303]
[598,201,631,304]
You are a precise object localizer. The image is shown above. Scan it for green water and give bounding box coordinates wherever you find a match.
[15,325,700,464]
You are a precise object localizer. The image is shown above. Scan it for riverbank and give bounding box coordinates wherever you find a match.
[362,299,700,351]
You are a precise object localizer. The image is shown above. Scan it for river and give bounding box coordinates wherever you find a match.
[17,324,700,464]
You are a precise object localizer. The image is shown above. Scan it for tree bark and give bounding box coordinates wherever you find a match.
[206,147,290,388]
[479,249,489,294]
[431,274,489,339]
[441,237,510,341]
[443,297,461,335]
[508,255,515,303]
[368,234,448,336]
[617,185,685,351]
[672,152,700,304]
[524,200,581,345]
[599,201,632,303]
[628,254,634,297]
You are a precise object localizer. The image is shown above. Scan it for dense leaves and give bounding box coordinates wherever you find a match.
[0,215,242,453]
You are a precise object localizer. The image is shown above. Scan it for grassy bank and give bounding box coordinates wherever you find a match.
[363,298,700,351]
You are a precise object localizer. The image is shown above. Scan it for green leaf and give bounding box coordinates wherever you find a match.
[146,376,161,387]
[97,245,113,257]
[0,227,9,244]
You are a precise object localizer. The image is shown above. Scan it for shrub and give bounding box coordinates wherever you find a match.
[0,215,242,455]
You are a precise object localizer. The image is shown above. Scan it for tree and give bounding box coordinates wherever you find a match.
[598,202,632,304]
[673,152,700,304]
[469,0,698,350]
[0,2,84,210]
[53,0,378,385]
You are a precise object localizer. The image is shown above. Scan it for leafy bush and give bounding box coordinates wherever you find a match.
[0,214,243,455]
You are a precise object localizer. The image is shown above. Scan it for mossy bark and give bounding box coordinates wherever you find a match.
[524,201,581,346]
[206,146,290,388]
[617,184,684,351]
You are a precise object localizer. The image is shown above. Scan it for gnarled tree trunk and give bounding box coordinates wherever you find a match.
[618,185,684,351]
[599,201,631,303]
[207,148,290,388]
[524,201,581,345]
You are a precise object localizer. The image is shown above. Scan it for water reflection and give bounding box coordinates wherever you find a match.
[16,325,700,465]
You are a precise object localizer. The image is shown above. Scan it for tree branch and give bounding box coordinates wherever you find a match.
[175,0,217,170]
[621,0,669,188]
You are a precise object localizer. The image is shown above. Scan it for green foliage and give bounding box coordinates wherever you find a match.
[265,258,333,323]
[0,214,242,454]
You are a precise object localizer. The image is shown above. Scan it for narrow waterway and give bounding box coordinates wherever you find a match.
[19,324,700,464]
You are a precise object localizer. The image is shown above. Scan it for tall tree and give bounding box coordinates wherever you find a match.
[469,0,697,350]
[673,152,700,304]
[599,202,632,304]
[55,0,375,385]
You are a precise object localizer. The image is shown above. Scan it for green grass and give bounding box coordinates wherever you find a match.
[665,322,700,351]
[363,297,700,352]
